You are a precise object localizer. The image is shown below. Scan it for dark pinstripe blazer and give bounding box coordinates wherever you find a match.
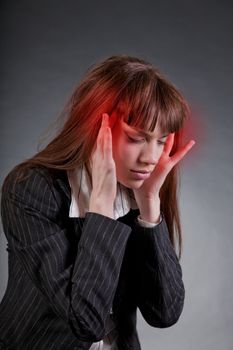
[0,166,185,350]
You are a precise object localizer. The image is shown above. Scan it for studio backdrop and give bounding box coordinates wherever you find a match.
[1,1,233,349]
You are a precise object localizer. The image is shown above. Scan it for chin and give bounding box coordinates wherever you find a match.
[118,177,144,190]
[130,181,144,189]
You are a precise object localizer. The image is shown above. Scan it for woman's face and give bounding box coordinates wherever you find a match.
[110,112,168,189]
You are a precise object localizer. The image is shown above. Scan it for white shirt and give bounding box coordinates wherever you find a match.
[67,163,162,349]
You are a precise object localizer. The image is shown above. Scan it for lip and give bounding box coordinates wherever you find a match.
[131,170,150,174]
[130,170,151,180]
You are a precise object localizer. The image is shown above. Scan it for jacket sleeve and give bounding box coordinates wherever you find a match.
[1,167,131,342]
[129,211,185,328]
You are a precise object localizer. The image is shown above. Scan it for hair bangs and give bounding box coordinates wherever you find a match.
[118,74,189,136]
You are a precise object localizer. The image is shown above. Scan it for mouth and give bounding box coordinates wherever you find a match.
[130,170,151,174]
[130,170,151,180]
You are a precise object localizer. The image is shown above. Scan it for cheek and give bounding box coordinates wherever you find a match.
[112,137,136,164]
[115,144,140,171]
[123,144,139,161]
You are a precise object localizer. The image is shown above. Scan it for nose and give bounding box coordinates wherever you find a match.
[138,142,161,167]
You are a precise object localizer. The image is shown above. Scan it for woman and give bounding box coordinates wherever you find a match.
[0,55,195,349]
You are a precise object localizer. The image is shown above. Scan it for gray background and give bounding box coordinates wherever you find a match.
[1,1,233,349]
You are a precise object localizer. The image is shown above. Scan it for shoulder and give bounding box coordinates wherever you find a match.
[1,164,70,207]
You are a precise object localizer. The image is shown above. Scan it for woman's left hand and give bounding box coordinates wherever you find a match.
[133,133,195,203]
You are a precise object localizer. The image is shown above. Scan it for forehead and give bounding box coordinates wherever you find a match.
[120,120,167,139]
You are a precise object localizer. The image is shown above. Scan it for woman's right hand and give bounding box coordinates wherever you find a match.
[89,113,117,219]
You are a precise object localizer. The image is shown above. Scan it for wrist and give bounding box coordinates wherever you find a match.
[138,213,162,226]
[89,196,114,219]
[139,213,161,224]
[138,195,161,223]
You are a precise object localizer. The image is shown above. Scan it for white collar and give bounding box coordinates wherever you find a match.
[67,164,138,219]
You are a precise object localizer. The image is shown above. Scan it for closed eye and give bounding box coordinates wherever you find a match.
[127,136,166,145]
[158,140,166,145]
[127,136,145,143]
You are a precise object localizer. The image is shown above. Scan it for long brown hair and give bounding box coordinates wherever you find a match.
[2,55,190,260]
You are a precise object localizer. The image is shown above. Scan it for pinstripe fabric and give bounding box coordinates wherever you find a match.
[68,165,162,350]
[0,166,185,350]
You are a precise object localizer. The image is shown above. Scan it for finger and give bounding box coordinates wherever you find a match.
[97,114,108,138]
[103,113,109,125]
[108,112,117,130]
[170,140,195,165]
[163,133,175,155]
[96,118,103,146]
[105,127,113,161]
[94,114,111,159]
[96,114,108,153]
[102,113,109,131]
